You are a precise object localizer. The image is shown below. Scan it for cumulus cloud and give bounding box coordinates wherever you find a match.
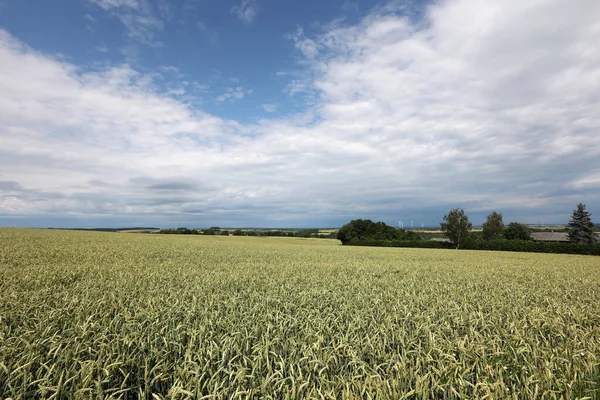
[231,0,259,26]
[0,29,237,222]
[2,0,600,227]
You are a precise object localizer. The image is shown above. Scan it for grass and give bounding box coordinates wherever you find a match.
[1,228,599,399]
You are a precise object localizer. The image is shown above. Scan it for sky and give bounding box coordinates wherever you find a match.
[0,0,599,228]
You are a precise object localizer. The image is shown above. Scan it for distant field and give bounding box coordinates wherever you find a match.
[318,229,338,234]
[1,229,599,398]
[118,229,160,233]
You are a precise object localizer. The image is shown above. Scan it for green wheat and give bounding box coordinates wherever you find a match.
[1,229,599,399]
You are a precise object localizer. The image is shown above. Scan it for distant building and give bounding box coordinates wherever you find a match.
[531,232,569,242]
[430,237,451,243]
[531,232,600,242]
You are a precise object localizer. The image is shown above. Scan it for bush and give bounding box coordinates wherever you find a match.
[345,238,600,256]
[266,231,287,237]
[467,239,600,255]
[348,239,451,249]
[338,220,420,245]
[157,228,199,235]
[296,229,319,238]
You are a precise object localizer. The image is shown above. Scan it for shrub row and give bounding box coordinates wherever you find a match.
[347,239,600,256]
[348,239,449,249]
[156,228,337,239]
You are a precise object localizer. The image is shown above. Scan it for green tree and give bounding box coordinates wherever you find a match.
[567,203,597,244]
[440,208,472,249]
[482,212,504,240]
[503,222,531,241]
[337,219,402,245]
[397,229,421,241]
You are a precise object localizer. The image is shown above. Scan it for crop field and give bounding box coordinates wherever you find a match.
[1,229,599,399]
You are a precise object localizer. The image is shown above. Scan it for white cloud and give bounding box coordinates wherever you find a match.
[160,65,179,73]
[216,86,252,103]
[231,0,259,26]
[92,0,140,9]
[262,104,278,113]
[90,0,163,46]
[156,0,174,22]
[167,88,185,96]
[287,28,319,59]
[84,13,97,23]
[572,172,600,189]
[84,13,97,32]
[2,0,600,226]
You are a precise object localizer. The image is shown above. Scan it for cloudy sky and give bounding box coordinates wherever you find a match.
[1,0,599,228]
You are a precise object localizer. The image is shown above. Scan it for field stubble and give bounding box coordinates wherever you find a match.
[1,229,599,399]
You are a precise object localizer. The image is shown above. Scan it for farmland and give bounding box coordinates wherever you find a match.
[1,229,599,398]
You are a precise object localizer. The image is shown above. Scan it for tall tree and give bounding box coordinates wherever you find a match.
[567,203,597,244]
[503,222,531,241]
[482,212,504,240]
[440,208,472,249]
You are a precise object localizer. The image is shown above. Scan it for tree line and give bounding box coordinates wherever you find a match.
[156,227,337,239]
[441,203,597,248]
[338,203,598,255]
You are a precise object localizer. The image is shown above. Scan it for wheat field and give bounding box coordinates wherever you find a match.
[1,228,599,399]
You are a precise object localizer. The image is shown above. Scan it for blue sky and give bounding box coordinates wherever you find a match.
[0,0,377,122]
[1,0,599,228]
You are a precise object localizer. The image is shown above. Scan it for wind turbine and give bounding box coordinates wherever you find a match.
[410,221,414,229]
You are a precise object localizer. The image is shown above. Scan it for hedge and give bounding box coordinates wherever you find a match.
[346,239,600,256]
[348,239,450,249]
